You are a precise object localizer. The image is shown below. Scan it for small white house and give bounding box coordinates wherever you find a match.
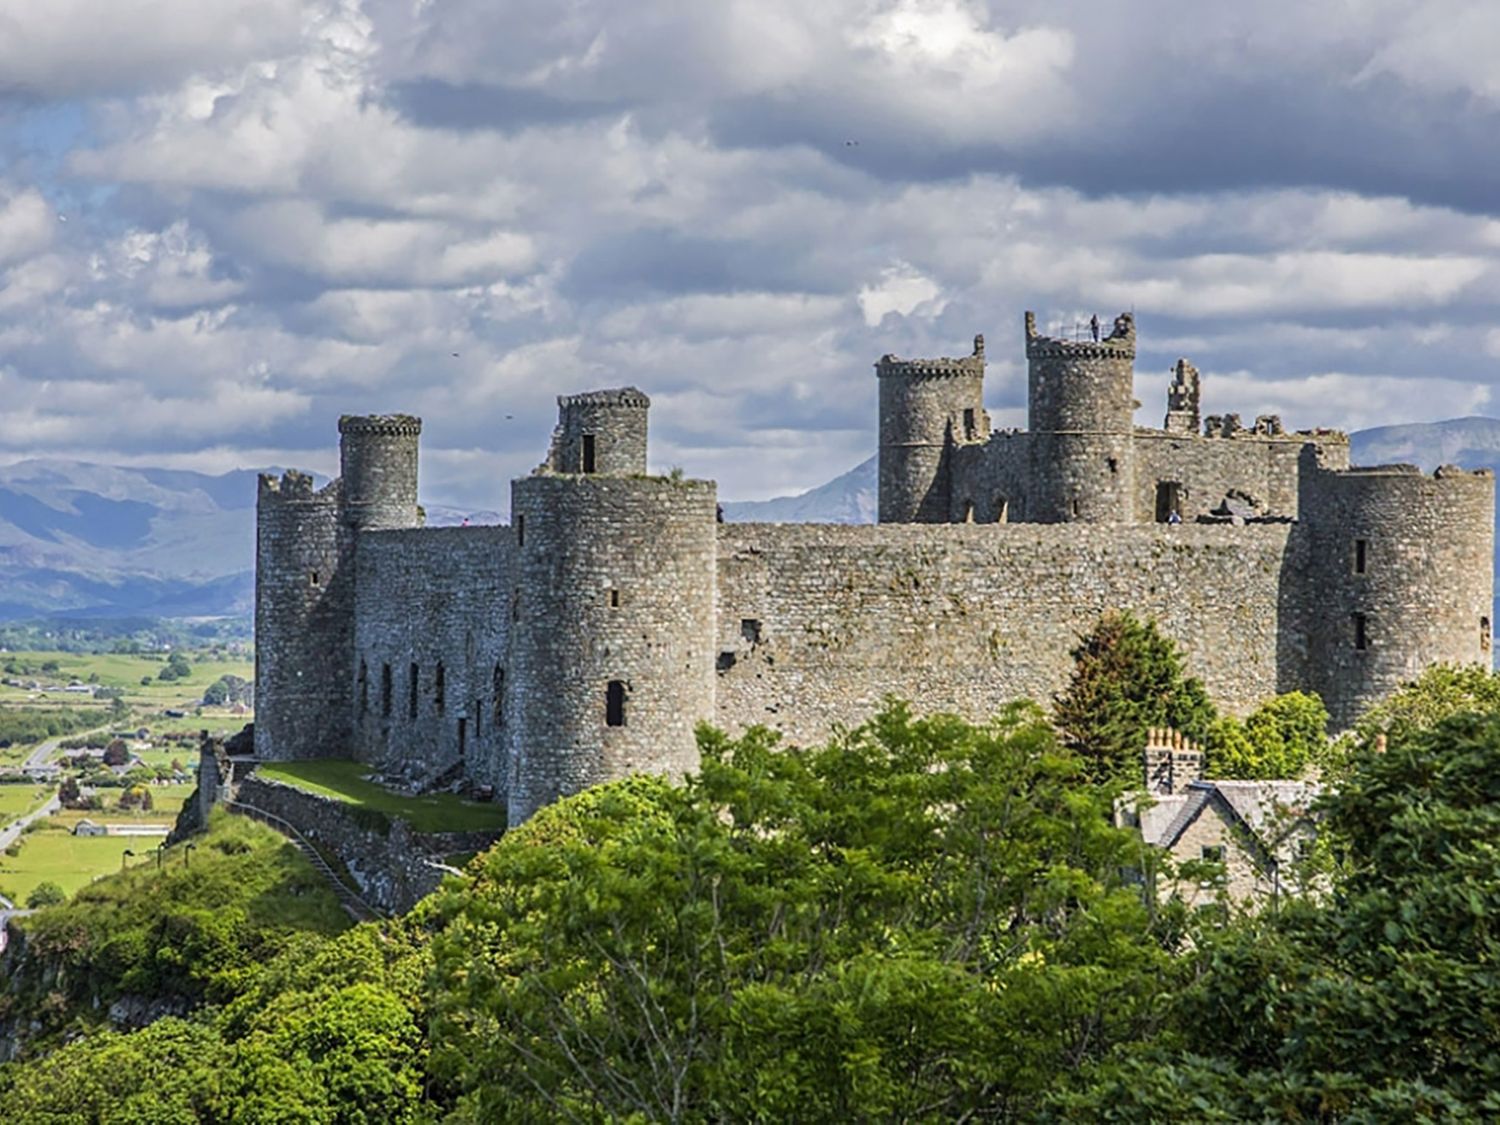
[73,819,107,837]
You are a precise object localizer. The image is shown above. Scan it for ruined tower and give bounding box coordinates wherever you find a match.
[1164,359,1200,435]
[507,391,717,824]
[1025,311,1137,523]
[877,336,988,523]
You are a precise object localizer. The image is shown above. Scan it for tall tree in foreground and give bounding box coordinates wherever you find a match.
[427,702,1185,1122]
[1053,610,1216,784]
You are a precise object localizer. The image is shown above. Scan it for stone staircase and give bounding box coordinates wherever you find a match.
[226,800,384,923]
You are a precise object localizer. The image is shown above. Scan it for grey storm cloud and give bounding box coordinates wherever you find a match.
[1,0,1500,510]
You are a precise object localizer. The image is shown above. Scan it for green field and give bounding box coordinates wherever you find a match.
[256,759,508,834]
[0,783,52,828]
[0,822,163,903]
[0,649,253,713]
[0,784,195,902]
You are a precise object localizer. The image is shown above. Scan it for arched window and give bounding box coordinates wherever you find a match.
[409,663,419,719]
[435,662,446,713]
[493,666,505,726]
[381,664,392,718]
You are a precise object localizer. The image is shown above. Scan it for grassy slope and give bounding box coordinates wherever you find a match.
[257,759,507,834]
[0,783,52,828]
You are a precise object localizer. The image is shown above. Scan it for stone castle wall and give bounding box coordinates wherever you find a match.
[351,525,515,793]
[714,521,1301,746]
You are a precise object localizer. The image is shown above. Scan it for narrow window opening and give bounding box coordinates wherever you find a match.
[457,718,467,757]
[516,515,524,547]
[1353,612,1368,651]
[358,660,369,715]
[1071,498,1081,518]
[962,499,975,523]
[962,408,976,440]
[511,589,520,622]
[493,666,505,726]
[994,496,1008,524]
[1155,481,1182,523]
[1107,457,1118,474]
[435,662,446,713]
[1201,845,1225,863]
[473,705,481,741]
[740,618,761,645]
[310,570,320,587]
[1483,616,1492,653]
[381,664,392,718]
[605,680,627,727]
[717,651,737,672]
[409,663,419,719]
[1354,538,1368,575]
[609,588,621,608]
[582,434,597,474]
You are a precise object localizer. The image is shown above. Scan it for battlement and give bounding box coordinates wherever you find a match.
[338,414,422,437]
[1024,310,1136,360]
[257,470,330,501]
[876,335,986,379]
[558,387,650,409]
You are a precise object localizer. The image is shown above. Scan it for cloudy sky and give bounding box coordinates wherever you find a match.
[2,0,1499,510]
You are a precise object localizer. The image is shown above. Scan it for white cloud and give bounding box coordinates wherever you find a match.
[859,263,947,326]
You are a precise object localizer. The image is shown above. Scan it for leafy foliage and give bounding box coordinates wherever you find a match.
[1356,662,1500,745]
[1054,610,1216,783]
[24,880,64,908]
[428,702,1183,1121]
[1205,692,1328,780]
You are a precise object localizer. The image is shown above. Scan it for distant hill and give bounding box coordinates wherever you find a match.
[2,417,1497,621]
[720,456,877,524]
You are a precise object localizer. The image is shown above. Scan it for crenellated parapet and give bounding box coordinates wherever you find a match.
[876,335,986,381]
[337,414,422,437]
[1024,310,1136,360]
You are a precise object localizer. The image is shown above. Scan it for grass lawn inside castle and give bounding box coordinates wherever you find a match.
[255,759,508,834]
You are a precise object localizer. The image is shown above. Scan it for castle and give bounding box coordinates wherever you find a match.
[256,311,1495,823]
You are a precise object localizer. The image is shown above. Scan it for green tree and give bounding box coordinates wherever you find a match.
[102,738,130,767]
[428,702,1182,1121]
[1356,662,1500,744]
[25,881,65,909]
[1054,610,1216,783]
[1206,692,1327,779]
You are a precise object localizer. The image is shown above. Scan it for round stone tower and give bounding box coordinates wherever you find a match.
[507,473,718,823]
[254,471,345,760]
[1025,311,1138,523]
[543,388,650,476]
[877,336,987,523]
[337,414,423,531]
[1302,462,1495,729]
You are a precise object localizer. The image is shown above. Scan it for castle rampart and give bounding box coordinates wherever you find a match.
[255,308,1495,821]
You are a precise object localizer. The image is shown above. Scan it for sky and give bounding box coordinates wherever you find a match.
[2,0,1500,510]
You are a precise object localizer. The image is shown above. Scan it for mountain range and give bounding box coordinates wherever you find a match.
[1,417,1496,621]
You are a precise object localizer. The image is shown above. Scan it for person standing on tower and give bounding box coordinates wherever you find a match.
[1090,314,1100,342]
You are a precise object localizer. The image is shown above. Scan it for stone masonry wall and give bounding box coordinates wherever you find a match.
[508,475,717,823]
[715,522,1301,746]
[236,775,499,915]
[352,525,515,794]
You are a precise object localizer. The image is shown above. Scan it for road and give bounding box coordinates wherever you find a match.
[0,792,60,854]
[21,723,116,774]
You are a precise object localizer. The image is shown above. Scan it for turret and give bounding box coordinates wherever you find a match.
[254,471,345,759]
[543,388,650,476]
[876,335,988,523]
[507,473,717,823]
[338,414,422,531]
[1025,311,1138,523]
[1300,458,1495,728]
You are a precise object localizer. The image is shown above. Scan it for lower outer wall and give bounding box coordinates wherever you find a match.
[714,522,1304,746]
[236,776,500,915]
